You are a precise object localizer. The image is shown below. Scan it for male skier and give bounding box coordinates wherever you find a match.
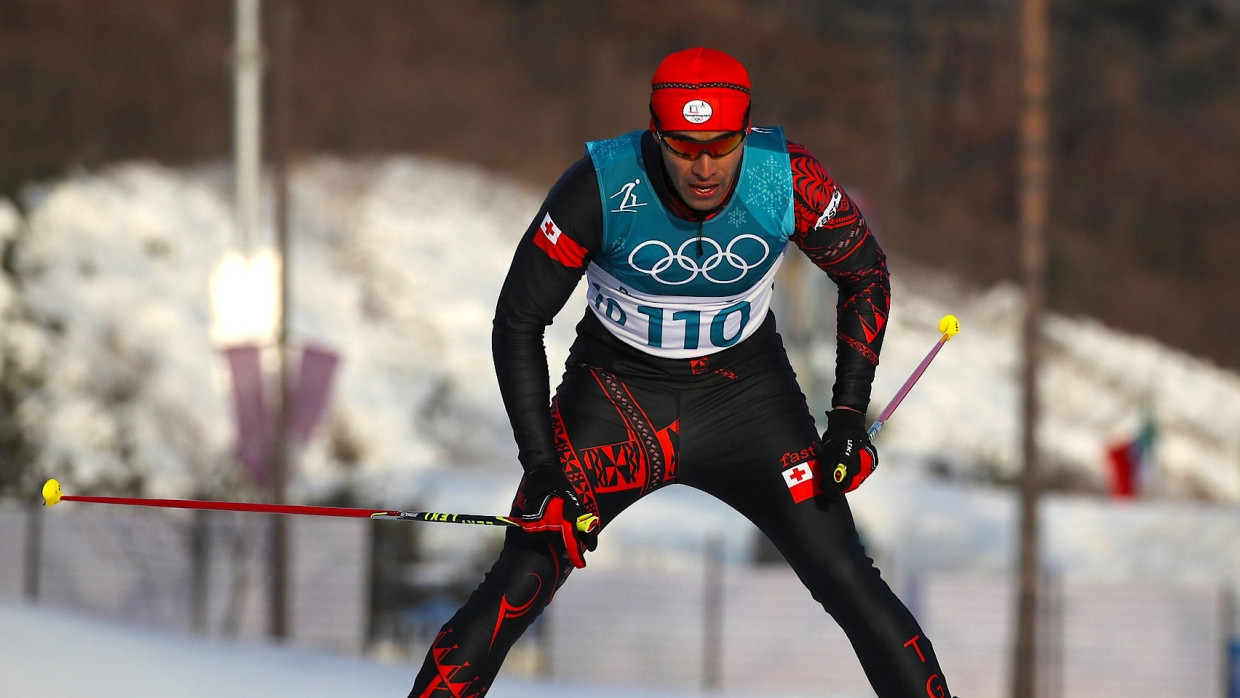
[409,46,954,698]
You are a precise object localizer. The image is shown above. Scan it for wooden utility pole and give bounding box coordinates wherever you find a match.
[1013,0,1049,696]
[233,0,262,255]
[269,0,296,641]
[233,0,289,641]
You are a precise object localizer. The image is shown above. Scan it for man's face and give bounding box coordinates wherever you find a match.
[657,130,746,213]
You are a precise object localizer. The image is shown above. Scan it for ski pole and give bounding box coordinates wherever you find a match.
[40,478,599,533]
[867,313,960,440]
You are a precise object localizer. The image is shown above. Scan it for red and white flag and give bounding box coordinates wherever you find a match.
[533,212,587,268]
[782,461,819,503]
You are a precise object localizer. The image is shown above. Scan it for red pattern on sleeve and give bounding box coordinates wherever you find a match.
[784,140,891,402]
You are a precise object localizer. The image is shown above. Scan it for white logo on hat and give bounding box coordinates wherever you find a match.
[682,99,713,124]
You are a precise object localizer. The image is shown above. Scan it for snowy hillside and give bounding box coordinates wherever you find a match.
[3,156,1239,587]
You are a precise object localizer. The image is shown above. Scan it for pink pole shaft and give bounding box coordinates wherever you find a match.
[873,336,948,424]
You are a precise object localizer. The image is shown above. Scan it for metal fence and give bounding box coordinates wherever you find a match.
[543,566,1232,698]
[2,503,1234,697]
[0,504,368,651]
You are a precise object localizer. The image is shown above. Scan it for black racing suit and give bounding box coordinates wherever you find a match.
[409,131,952,698]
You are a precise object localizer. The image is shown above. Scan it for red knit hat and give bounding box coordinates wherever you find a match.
[649,47,751,133]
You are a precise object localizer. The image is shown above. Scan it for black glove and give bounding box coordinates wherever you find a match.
[514,466,599,568]
[818,408,878,494]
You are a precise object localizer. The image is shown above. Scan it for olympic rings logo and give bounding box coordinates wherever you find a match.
[628,234,770,285]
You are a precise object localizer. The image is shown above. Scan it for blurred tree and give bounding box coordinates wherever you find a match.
[1,0,1237,369]
[0,216,46,498]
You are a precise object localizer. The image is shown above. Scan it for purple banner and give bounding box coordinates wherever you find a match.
[223,344,270,486]
[292,344,339,443]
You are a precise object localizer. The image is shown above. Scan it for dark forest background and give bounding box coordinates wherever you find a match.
[3,0,1239,371]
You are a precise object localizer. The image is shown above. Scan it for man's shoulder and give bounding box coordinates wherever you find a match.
[783,139,837,183]
[549,155,601,200]
[785,138,817,160]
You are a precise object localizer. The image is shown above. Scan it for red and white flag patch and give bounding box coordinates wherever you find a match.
[782,460,820,503]
[533,212,587,268]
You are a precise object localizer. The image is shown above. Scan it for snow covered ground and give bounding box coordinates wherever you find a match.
[1,599,857,698]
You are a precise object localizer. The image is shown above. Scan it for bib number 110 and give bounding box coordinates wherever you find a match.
[636,302,750,351]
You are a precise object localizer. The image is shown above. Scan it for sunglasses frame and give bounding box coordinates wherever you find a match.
[656,130,748,160]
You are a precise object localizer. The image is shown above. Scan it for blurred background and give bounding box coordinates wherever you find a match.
[5,0,1240,369]
[1,1,1239,697]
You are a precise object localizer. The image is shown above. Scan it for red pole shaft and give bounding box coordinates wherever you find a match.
[59,494,391,519]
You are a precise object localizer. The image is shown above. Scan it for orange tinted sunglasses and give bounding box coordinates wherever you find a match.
[656,130,747,160]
